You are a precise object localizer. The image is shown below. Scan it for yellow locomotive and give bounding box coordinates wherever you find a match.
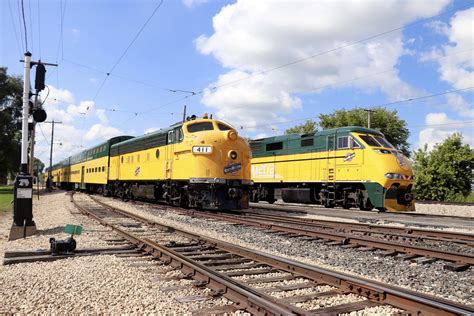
[46,116,251,210]
[250,126,415,212]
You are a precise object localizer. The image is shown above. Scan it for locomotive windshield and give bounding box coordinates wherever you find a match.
[373,136,394,148]
[359,134,394,149]
[359,135,380,147]
[218,123,232,131]
[187,122,214,133]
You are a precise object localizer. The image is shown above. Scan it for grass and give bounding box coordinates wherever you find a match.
[0,185,13,212]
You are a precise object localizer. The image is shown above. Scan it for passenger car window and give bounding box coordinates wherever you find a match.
[187,122,214,133]
[359,135,381,147]
[218,123,231,131]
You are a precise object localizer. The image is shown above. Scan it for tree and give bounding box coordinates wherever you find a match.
[33,157,45,176]
[319,107,410,156]
[413,134,473,201]
[0,67,23,180]
[285,120,317,134]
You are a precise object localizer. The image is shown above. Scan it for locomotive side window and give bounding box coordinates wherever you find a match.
[301,138,313,147]
[266,142,283,151]
[350,137,361,148]
[359,135,381,147]
[337,136,349,149]
[374,136,394,149]
[187,122,214,133]
[218,123,231,131]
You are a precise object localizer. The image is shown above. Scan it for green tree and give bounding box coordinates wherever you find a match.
[0,67,23,180]
[413,134,473,201]
[285,119,317,134]
[33,157,45,176]
[319,107,410,156]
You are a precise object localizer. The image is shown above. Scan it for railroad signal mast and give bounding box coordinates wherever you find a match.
[9,51,57,241]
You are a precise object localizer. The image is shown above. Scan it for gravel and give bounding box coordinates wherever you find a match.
[0,191,233,314]
[94,194,473,305]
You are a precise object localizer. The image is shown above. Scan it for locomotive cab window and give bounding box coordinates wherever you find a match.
[337,136,349,149]
[218,123,231,131]
[266,142,283,151]
[187,122,214,133]
[374,136,394,149]
[350,136,361,148]
[359,135,381,147]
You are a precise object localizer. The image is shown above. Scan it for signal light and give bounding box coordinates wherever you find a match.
[35,63,46,91]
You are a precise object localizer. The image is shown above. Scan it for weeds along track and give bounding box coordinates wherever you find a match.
[71,193,474,315]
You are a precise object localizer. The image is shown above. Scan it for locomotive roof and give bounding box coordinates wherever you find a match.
[251,126,384,143]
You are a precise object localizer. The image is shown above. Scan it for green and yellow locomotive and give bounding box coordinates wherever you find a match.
[250,126,415,212]
[46,116,251,210]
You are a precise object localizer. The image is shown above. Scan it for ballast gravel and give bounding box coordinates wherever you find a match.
[93,194,474,305]
[0,191,233,314]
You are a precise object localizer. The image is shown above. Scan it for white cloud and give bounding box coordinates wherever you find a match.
[424,20,449,36]
[144,127,159,134]
[417,112,473,151]
[434,8,474,89]
[34,85,125,163]
[446,93,474,118]
[84,124,123,141]
[196,0,449,134]
[183,0,208,8]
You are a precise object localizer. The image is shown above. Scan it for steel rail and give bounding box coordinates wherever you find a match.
[80,194,474,315]
[240,210,474,244]
[172,209,474,266]
[71,195,302,315]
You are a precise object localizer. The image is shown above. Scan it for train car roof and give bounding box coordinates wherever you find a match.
[251,126,384,143]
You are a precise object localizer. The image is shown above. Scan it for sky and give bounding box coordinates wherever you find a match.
[1,0,473,165]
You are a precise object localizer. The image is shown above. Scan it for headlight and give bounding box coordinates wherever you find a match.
[227,130,238,141]
[229,150,238,160]
[385,173,403,179]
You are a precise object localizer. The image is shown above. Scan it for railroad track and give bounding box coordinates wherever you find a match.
[171,207,474,272]
[71,193,473,315]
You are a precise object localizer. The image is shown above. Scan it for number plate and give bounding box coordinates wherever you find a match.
[17,188,32,199]
[192,146,212,154]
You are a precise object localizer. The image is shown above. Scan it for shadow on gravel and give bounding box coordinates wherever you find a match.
[37,226,66,235]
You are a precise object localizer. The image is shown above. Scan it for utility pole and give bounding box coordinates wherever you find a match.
[182,105,187,122]
[363,109,375,129]
[42,120,62,192]
[9,52,57,241]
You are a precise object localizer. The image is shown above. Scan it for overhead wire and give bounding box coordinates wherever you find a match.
[16,0,25,52]
[91,0,164,103]
[7,0,23,56]
[37,0,41,58]
[28,0,34,54]
[20,0,28,51]
[239,86,474,130]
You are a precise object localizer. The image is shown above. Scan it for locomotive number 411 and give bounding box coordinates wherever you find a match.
[192,146,212,154]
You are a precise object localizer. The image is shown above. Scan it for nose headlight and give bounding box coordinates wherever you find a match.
[229,150,238,160]
[227,130,238,141]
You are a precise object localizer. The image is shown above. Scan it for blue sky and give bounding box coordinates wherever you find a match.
[1,0,473,164]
